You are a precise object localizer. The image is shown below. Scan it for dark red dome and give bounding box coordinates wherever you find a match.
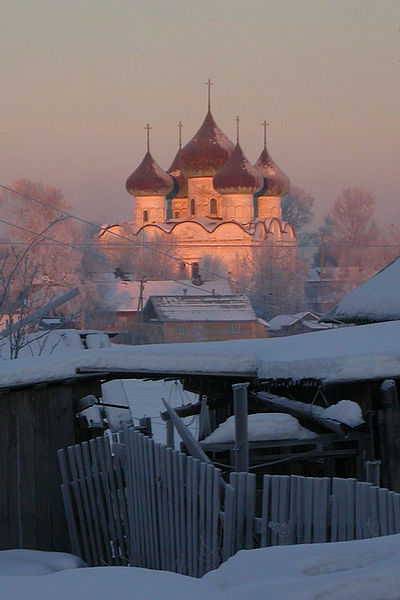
[213,143,264,194]
[180,110,235,177]
[167,147,188,198]
[255,148,290,196]
[126,151,174,197]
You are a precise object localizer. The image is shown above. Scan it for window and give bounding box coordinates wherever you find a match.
[176,324,187,335]
[174,211,179,219]
[210,198,217,215]
[228,323,240,333]
[190,198,195,216]
[143,210,148,222]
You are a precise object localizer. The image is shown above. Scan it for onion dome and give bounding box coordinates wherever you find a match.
[255,147,290,196]
[126,151,174,197]
[180,110,235,177]
[167,147,188,198]
[213,143,264,195]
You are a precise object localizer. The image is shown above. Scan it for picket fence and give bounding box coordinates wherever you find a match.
[58,428,400,575]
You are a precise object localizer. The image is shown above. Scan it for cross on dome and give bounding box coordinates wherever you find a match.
[145,123,152,152]
[236,115,240,144]
[261,120,269,150]
[178,121,183,149]
[206,78,213,110]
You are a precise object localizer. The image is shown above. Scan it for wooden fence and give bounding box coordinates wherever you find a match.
[58,428,400,575]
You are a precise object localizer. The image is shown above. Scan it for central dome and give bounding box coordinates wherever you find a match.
[180,110,235,178]
[213,143,264,195]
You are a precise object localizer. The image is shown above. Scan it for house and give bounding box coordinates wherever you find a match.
[267,311,333,337]
[141,294,267,343]
[322,256,400,325]
[103,278,233,336]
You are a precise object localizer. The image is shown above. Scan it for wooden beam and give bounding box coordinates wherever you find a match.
[252,391,351,437]
[232,383,249,472]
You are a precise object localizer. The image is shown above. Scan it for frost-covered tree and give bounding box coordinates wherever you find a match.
[281,186,314,233]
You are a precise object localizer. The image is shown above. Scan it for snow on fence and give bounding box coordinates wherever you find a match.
[58,429,400,575]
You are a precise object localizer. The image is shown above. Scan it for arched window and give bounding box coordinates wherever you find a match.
[143,210,148,222]
[190,198,195,216]
[210,198,217,215]
[174,211,179,219]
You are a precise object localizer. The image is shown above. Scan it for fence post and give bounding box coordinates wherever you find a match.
[232,383,249,473]
[366,460,381,486]
[139,417,152,437]
[166,419,175,448]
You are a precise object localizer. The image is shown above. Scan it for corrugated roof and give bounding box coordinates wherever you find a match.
[145,295,257,322]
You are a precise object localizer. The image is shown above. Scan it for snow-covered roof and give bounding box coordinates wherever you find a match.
[106,279,232,312]
[1,320,400,390]
[144,295,257,322]
[268,312,320,331]
[322,256,400,324]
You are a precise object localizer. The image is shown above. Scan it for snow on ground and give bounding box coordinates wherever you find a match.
[3,535,400,600]
[202,412,317,444]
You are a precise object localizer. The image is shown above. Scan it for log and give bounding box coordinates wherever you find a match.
[252,392,351,437]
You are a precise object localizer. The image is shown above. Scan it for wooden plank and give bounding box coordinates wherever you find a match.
[141,435,156,569]
[110,436,130,563]
[388,491,396,535]
[313,477,330,543]
[166,446,177,572]
[378,488,389,536]
[95,437,120,565]
[191,458,200,577]
[205,463,214,574]
[171,449,182,572]
[260,474,271,548]
[345,478,356,541]
[278,475,290,546]
[392,493,400,533]
[57,450,81,557]
[295,475,306,545]
[67,446,92,564]
[136,433,151,568]
[73,444,99,565]
[79,442,104,563]
[178,452,188,574]
[88,439,113,566]
[154,442,167,572]
[330,479,339,542]
[269,475,281,546]
[198,461,207,577]
[368,486,380,538]
[355,481,371,540]
[102,436,126,564]
[148,439,161,570]
[185,456,194,576]
[211,467,220,571]
[303,477,313,544]
[222,483,235,561]
[133,431,148,567]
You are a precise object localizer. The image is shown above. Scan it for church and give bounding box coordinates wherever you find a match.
[99,84,295,277]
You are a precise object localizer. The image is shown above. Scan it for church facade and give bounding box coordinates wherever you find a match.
[99,100,295,277]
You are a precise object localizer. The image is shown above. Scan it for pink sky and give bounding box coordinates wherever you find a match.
[1,0,399,230]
